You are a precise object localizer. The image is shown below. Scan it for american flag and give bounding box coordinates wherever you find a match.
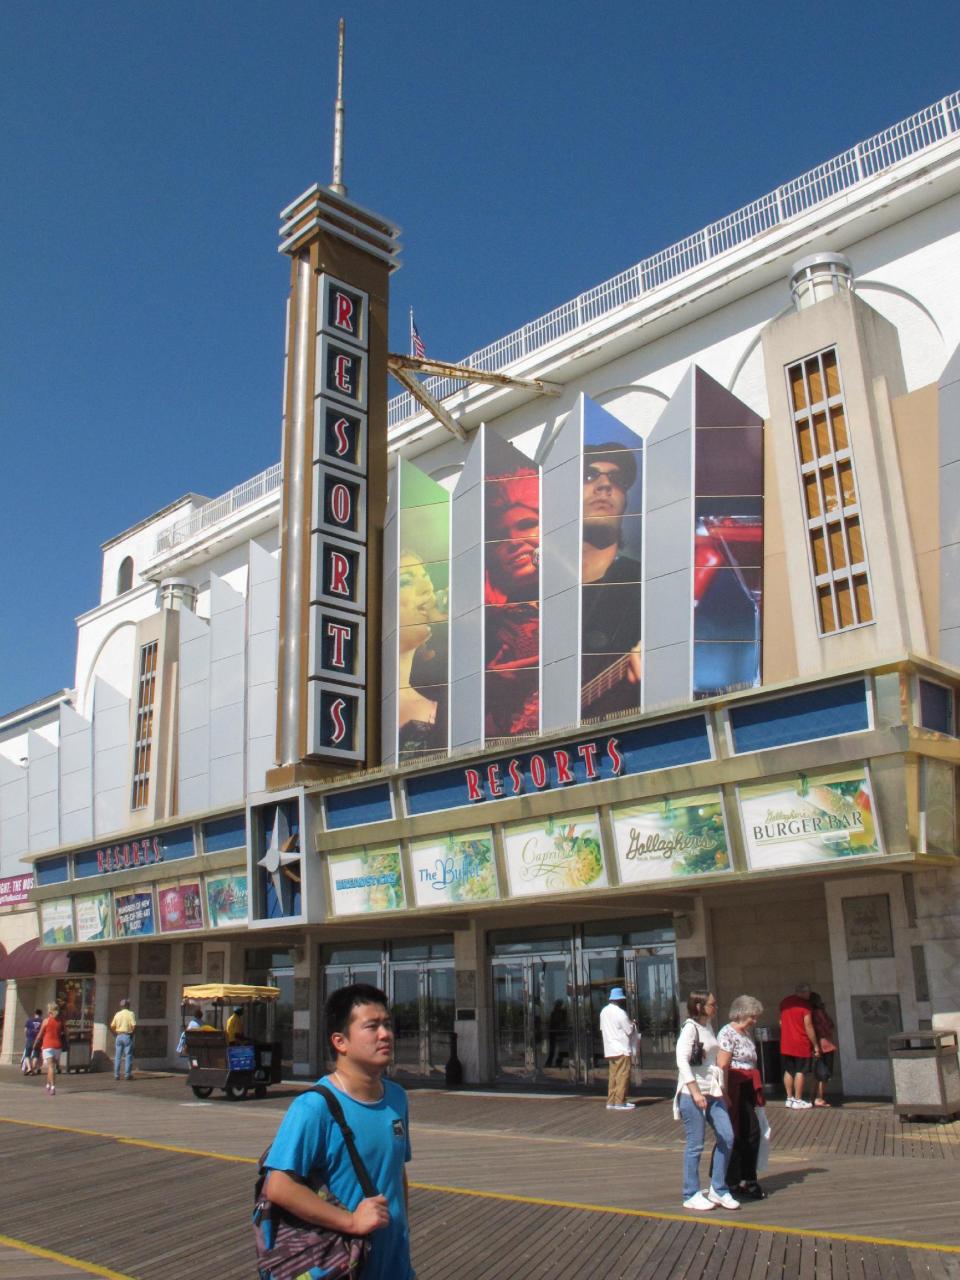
[410,312,426,360]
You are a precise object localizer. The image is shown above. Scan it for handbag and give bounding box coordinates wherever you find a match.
[685,1019,705,1068]
[253,1084,379,1280]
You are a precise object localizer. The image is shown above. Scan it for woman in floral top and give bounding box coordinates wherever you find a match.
[716,995,766,1200]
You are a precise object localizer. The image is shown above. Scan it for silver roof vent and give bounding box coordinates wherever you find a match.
[790,251,854,311]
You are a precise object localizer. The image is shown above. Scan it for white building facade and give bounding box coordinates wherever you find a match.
[2,92,959,1095]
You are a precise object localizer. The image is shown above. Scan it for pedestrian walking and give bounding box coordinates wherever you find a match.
[809,991,838,1107]
[34,1003,64,1096]
[674,990,737,1212]
[716,995,767,1199]
[600,987,639,1110]
[110,998,137,1080]
[259,983,414,1280]
[779,983,818,1109]
[23,1008,43,1075]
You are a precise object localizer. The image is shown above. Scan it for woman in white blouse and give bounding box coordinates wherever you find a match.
[717,995,766,1200]
[674,990,738,1212]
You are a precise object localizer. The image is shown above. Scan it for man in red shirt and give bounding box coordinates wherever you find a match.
[779,983,819,1109]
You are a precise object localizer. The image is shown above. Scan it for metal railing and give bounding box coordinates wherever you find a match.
[387,91,960,431]
[154,462,283,554]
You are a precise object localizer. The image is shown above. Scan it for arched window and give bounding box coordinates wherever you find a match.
[117,556,134,595]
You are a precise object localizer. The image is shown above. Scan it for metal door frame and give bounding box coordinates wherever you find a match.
[388,957,454,1079]
[491,949,576,1082]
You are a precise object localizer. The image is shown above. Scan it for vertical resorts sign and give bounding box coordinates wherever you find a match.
[309,275,369,761]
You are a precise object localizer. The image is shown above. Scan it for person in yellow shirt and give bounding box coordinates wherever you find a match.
[110,998,137,1080]
[226,1006,247,1044]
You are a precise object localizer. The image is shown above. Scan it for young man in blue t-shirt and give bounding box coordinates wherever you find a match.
[262,983,414,1280]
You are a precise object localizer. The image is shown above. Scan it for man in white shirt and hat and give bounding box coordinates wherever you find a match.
[600,987,639,1110]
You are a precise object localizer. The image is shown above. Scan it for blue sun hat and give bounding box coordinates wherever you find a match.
[608,987,627,1001]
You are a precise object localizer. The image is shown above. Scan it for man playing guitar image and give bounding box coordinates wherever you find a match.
[581,442,643,719]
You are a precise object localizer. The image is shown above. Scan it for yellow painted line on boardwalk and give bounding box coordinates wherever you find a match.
[3,1113,959,1257]
[408,1182,960,1256]
[0,1231,133,1279]
[0,1114,255,1164]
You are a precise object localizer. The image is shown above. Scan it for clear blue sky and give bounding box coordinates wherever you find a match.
[1,1,958,712]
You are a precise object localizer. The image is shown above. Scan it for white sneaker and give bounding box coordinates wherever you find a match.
[785,1098,797,1108]
[706,1188,740,1210]
[793,1099,812,1109]
[613,1102,636,1110]
[605,1104,617,1109]
[682,1192,715,1212]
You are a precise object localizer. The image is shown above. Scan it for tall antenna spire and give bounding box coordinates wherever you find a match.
[331,18,347,196]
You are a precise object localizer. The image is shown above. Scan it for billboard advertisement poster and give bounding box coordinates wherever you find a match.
[157,881,205,933]
[580,397,644,720]
[484,464,540,740]
[502,813,607,898]
[75,892,113,942]
[409,830,499,907]
[611,792,732,882]
[397,460,450,763]
[739,767,881,871]
[114,890,156,938]
[40,899,75,946]
[0,873,34,906]
[328,847,405,916]
[56,976,96,1034]
[205,874,248,928]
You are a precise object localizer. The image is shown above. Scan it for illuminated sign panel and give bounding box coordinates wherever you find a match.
[308,274,370,760]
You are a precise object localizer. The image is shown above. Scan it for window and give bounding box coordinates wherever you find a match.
[117,556,134,594]
[918,678,955,736]
[787,347,873,635]
[131,641,158,810]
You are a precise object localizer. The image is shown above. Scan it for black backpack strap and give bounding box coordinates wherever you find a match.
[314,1084,379,1200]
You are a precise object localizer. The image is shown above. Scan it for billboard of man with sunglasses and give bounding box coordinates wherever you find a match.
[580,441,643,719]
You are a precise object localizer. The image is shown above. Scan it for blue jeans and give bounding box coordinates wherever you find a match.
[678,1091,733,1199]
[114,1033,133,1079]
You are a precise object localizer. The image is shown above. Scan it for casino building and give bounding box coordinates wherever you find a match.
[2,91,960,1096]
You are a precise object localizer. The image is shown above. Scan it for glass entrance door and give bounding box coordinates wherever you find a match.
[492,960,527,1079]
[267,968,294,1070]
[629,949,679,1071]
[491,952,574,1083]
[388,959,455,1080]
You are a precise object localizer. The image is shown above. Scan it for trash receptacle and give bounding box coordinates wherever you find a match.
[67,1032,93,1073]
[888,1030,960,1120]
[756,1027,781,1094]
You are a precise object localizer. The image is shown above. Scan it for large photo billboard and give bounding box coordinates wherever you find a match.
[692,369,764,699]
[580,398,644,720]
[396,460,450,763]
[484,464,540,741]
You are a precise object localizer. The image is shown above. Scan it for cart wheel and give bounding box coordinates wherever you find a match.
[191,1086,214,1099]
[254,1085,267,1099]
[225,1083,248,1101]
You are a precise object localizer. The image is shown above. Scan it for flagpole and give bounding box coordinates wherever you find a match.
[409,306,414,358]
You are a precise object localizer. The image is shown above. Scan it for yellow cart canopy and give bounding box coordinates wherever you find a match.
[182,983,281,1003]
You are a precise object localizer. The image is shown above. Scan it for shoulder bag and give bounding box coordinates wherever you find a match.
[684,1019,705,1067]
[253,1084,379,1280]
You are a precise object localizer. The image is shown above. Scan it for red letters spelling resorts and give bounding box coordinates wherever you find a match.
[309,275,370,760]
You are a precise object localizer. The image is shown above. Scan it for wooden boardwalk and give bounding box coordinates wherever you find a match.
[0,1069,958,1279]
